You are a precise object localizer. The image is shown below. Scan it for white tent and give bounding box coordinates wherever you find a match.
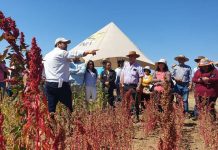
[71,22,154,69]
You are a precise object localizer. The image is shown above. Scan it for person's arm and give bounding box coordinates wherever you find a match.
[207,70,218,83]
[99,71,105,83]
[76,63,86,75]
[165,71,171,82]
[66,49,99,60]
[95,71,98,85]
[109,71,116,84]
[188,67,192,89]
[137,77,142,92]
[120,68,124,87]
[171,67,181,83]
[192,70,202,84]
[136,66,143,91]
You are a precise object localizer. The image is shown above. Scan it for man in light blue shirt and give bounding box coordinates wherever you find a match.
[172,55,192,114]
[69,57,86,86]
[69,57,86,99]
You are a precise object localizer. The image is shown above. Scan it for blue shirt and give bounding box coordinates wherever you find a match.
[172,64,192,83]
[84,69,98,87]
[69,61,86,86]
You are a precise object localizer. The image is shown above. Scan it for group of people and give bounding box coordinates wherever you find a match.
[1,37,217,122]
[42,37,218,122]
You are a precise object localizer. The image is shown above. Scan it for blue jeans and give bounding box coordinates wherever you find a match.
[174,83,189,113]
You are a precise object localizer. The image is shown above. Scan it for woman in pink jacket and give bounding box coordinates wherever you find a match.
[192,58,218,121]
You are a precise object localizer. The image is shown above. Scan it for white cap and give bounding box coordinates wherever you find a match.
[55,37,71,46]
[144,66,151,70]
[156,58,167,64]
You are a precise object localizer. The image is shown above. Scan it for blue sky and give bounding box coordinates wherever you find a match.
[0,0,218,69]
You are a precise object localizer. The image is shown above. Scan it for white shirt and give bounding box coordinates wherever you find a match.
[43,47,84,82]
[115,67,122,78]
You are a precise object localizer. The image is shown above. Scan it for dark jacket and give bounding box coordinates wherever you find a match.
[100,69,116,89]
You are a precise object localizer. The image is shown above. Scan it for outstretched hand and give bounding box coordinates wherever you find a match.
[89,49,99,55]
[83,49,99,56]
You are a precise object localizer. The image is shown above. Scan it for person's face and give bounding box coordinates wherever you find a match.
[178,58,186,64]
[200,65,209,72]
[88,62,94,69]
[144,70,150,75]
[105,62,111,70]
[57,42,68,50]
[158,63,165,71]
[118,61,124,68]
[129,55,137,63]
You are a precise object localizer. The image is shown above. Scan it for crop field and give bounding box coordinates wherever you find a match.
[0,11,218,150]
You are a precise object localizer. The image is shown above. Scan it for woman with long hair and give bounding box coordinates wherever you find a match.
[84,60,98,102]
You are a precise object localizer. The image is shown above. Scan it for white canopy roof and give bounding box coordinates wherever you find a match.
[72,22,154,69]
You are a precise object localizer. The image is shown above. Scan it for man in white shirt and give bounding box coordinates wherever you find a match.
[115,59,124,101]
[43,37,98,116]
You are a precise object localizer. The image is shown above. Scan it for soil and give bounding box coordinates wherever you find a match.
[132,92,218,150]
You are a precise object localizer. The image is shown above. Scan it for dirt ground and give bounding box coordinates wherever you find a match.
[132,92,218,150]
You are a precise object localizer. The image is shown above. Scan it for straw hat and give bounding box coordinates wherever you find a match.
[194,56,205,62]
[175,55,189,62]
[198,58,213,67]
[126,51,140,58]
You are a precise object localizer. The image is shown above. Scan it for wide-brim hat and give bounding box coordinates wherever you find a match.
[155,58,167,65]
[194,56,205,62]
[126,51,140,58]
[175,55,189,62]
[55,37,71,46]
[198,58,213,67]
